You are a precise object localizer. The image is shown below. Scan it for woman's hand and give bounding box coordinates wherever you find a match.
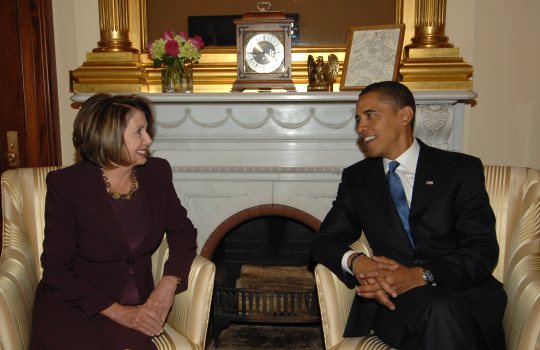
[101,303,164,336]
[144,275,178,324]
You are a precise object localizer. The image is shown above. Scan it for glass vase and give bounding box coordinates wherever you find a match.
[161,60,193,93]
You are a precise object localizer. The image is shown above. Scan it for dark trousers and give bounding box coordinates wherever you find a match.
[372,285,487,350]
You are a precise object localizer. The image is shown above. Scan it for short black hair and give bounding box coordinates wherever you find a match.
[359,81,416,118]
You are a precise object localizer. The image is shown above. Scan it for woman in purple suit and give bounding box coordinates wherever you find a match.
[31,93,197,349]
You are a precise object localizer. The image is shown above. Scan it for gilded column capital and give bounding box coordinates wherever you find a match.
[93,0,138,53]
[72,0,146,92]
[407,0,453,49]
[400,0,474,90]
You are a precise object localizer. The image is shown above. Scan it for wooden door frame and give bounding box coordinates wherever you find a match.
[22,0,61,167]
[2,0,61,169]
[1,0,60,254]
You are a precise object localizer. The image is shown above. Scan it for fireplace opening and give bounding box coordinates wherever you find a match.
[209,210,321,347]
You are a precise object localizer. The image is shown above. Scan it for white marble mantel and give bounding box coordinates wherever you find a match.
[72,91,476,253]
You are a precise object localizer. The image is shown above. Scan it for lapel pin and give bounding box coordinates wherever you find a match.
[426,180,434,185]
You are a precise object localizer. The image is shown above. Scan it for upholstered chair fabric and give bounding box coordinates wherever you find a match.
[315,166,540,350]
[0,167,215,350]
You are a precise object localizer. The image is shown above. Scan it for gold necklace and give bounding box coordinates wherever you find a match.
[102,169,139,200]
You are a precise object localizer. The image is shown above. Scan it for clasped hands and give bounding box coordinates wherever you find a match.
[101,275,178,337]
[352,255,425,311]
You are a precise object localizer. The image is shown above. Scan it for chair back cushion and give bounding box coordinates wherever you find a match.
[497,168,540,350]
[1,167,58,350]
[2,167,60,281]
[483,165,527,281]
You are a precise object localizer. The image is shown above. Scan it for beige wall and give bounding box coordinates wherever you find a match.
[469,0,540,168]
[52,0,99,165]
[52,0,540,168]
[446,0,540,168]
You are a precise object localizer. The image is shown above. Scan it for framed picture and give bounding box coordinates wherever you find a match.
[340,24,405,90]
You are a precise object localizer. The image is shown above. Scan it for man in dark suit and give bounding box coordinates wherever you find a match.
[311,81,506,350]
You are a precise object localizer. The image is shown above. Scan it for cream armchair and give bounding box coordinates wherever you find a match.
[314,165,540,350]
[0,167,215,350]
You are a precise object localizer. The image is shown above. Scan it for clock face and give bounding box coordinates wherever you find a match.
[244,33,285,73]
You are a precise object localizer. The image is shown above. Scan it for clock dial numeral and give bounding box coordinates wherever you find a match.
[245,33,285,73]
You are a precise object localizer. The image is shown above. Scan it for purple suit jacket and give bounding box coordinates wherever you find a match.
[36,157,197,318]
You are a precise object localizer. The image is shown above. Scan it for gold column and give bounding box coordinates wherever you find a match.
[94,0,138,52]
[409,0,452,48]
[400,0,473,90]
[72,0,146,93]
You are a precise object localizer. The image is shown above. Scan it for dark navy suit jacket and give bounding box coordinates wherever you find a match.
[312,139,506,349]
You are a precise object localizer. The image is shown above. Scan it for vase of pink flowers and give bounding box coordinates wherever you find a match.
[147,31,204,93]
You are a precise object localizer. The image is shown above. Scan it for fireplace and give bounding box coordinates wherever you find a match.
[208,205,321,345]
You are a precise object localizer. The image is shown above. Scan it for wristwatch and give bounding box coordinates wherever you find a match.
[347,252,365,271]
[422,269,436,285]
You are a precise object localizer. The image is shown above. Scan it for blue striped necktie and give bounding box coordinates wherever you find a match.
[387,161,415,249]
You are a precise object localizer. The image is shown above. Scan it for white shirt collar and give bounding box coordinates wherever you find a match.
[383,139,420,175]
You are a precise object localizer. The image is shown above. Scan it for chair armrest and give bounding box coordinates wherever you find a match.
[166,255,215,349]
[314,263,356,349]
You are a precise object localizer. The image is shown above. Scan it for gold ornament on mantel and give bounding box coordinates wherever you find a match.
[307,54,339,91]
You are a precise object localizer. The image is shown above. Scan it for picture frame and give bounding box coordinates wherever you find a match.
[340,24,405,90]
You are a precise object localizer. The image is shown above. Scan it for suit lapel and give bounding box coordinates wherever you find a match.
[410,141,437,225]
[364,159,412,249]
[133,166,153,254]
[81,163,132,254]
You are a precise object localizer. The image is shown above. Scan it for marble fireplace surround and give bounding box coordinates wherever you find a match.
[72,91,476,257]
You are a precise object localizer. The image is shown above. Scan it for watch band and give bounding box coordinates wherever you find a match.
[422,269,436,285]
[348,252,365,271]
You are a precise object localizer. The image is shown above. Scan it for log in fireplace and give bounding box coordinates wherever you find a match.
[210,215,320,347]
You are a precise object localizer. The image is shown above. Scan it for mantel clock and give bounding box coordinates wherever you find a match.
[231,2,296,92]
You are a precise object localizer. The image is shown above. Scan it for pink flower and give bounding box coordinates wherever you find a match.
[164,39,179,56]
[177,32,188,40]
[162,31,175,41]
[190,35,205,50]
[148,30,204,64]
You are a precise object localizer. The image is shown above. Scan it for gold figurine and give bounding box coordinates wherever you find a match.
[307,54,339,91]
